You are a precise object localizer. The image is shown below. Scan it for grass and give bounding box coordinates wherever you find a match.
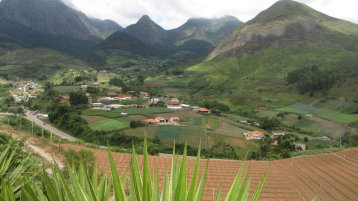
[53,85,80,92]
[88,118,129,131]
[184,34,358,107]
[182,117,208,126]
[277,103,358,124]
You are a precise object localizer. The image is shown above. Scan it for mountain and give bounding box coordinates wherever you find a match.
[92,15,242,67]
[89,18,123,39]
[0,0,121,40]
[169,15,243,46]
[125,15,168,46]
[186,0,358,106]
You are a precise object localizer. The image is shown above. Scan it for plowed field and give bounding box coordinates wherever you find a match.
[61,144,358,201]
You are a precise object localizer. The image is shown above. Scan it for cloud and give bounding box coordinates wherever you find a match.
[61,0,358,29]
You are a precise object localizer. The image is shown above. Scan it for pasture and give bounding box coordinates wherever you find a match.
[277,103,358,124]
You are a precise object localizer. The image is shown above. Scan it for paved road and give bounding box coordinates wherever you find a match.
[1,111,107,149]
[1,111,77,141]
[23,112,78,141]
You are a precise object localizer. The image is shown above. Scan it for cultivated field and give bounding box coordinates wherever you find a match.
[60,145,358,201]
[88,118,129,132]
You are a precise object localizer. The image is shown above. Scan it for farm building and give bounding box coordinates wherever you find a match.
[143,116,181,126]
[92,103,104,108]
[272,131,286,138]
[191,106,200,111]
[197,108,211,114]
[143,119,157,126]
[167,102,182,110]
[106,104,126,109]
[150,97,160,103]
[170,117,180,122]
[244,131,265,140]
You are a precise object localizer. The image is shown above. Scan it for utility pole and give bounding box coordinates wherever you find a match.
[41,128,44,138]
[31,121,34,134]
[340,138,342,149]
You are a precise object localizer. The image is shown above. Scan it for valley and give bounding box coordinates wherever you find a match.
[0,0,357,200]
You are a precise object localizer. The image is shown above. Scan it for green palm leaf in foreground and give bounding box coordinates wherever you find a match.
[1,141,270,201]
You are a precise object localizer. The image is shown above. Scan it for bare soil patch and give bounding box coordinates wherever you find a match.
[81,115,108,123]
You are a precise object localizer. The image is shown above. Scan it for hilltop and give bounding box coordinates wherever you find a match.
[186,0,358,107]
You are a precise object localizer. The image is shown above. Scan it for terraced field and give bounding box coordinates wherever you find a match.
[60,145,358,201]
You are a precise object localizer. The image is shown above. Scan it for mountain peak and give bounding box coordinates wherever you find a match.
[249,0,321,24]
[137,15,154,24]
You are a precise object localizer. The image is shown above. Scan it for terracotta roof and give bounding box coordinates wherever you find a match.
[167,102,180,105]
[143,119,156,123]
[155,117,165,121]
[60,145,358,201]
[170,117,180,121]
[117,94,131,98]
[247,131,264,136]
[198,108,211,112]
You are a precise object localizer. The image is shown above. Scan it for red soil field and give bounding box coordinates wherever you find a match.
[61,144,358,201]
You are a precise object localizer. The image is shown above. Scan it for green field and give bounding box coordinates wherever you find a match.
[88,118,129,132]
[277,103,358,124]
[154,125,208,148]
[53,85,80,92]
[181,117,208,126]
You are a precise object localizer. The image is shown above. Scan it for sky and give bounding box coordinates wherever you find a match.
[60,0,358,29]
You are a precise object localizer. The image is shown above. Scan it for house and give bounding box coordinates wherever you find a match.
[244,131,265,140]
[198,108,211,114]
[294,143,307,151]
[140,92,150,99]
[191,106,200,111]
[155,117,168,123]
[37,114,48,119]
[98,97,116,102]
[170,117,180,122]
[305,114,313,118]
[180,104,190,109]
[143,119,157,126]
[106,104,126,109]
[272,131,286,138]
[116,94,132,101]
[92,103,104,108]
[150,97,160,103]
[167,102,182,110]
[120,113,128,116]
[170,98,180,103]
[81,85,88,90]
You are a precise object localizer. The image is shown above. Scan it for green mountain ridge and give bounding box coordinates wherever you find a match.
[186,0,358,107]
[91,15,243,67]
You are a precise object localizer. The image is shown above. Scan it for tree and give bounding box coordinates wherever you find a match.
[69,91,88,106]
[303,137,309,143]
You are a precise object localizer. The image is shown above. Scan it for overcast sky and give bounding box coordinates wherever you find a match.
[61,0,358,29]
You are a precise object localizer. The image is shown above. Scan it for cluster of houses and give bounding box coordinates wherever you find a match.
[12,81,41,102]
[90,93,212,114]
[244,130,286,140]
[142,116,180,126]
